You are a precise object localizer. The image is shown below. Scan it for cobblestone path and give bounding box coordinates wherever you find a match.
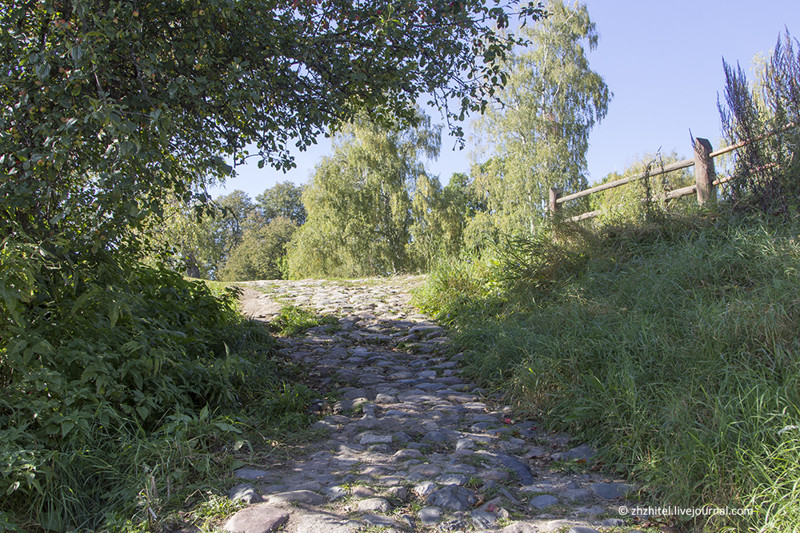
[223,277,646,533]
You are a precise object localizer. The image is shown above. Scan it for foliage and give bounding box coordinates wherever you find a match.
[588,151,695,225]
[269,305,340,337]
[1,0,545,251]
[142,190,255,279]
[416,210,800,530]
[219,217,298,281]
[287,112,441,278]
[0,242,319,529]
[719,30,800,216]
[471,0,610,234]
[408,172,485,270]
[255,181,307,226]
[0,0,548,528]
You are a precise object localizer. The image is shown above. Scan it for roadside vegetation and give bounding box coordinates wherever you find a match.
[416,31,800,531]
[1,0,545,529]
[3,0,797,528]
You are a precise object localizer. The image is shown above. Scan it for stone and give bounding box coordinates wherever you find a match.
[351,486,376,498]
[590,482,633,499]
[234,467,270,480]
[228,483,263,504]
[482,468,511,482]
[290,510,355,533]
[393,448,422,461]
[418,506,443,526]
[385,486,409,500]
[325,485,348,501]
[422,430,448,445]
[361,513,396,527]
[568,527,602,533]
[560,488,593,504]
[440,517,469,531]
[374,393,398,404]
[498,453,535,485]
[357,497,393,513]
[359,433,393,445]
[409,463,441,477]
[554,444,596,462]
[413,481,438,497]
[435,473,468,486]
[426,485,477,511]
[529,495,560,510]
[471,510,497,528]
[455,438,475,452]
[223,504,289,533]
[267,490,326,506]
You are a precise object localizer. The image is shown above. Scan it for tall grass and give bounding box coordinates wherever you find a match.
[416,212,800,531]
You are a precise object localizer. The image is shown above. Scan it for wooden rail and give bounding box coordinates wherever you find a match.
[551,123,797,222]
[549,138,716,222]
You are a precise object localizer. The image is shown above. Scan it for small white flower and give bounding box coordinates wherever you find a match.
[778,425,800,435]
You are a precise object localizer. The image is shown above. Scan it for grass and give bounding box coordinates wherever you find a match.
[415,210,800,531]
[269,305,340,337]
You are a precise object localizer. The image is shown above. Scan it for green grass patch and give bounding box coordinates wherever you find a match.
[269,305,339,336]
[415,211,800,531]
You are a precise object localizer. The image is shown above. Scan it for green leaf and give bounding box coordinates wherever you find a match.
[61,420,75,438]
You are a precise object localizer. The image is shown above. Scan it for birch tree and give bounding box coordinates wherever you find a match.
[473,0,610,234]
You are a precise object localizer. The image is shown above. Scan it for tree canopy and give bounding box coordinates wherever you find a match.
[255,181,307,226]
[472,0,609,234]
[287,111,441,277]
[1,0,545,251]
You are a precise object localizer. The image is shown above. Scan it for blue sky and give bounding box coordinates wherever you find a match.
[208,0,799,200]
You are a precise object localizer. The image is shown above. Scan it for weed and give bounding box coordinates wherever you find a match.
[269,305,339,336]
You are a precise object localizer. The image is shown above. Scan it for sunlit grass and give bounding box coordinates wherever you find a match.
[416,210,800,530]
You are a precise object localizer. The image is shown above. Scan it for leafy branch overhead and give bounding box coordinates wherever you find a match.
[1,0,545,250]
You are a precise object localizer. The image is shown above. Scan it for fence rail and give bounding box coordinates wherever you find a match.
[548,138,717,222]
[551,124,797,223]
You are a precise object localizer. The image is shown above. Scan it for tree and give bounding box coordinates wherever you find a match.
[409,172,484,268]
[141,190,254,278]
[1,0,545,253]
[287,112,441,278]
[255,181,307,226]
[472,0,610,234]
[219,217,298,281]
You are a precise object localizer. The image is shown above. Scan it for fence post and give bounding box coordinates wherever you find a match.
[694,137,716,205]
[549,187,561,217]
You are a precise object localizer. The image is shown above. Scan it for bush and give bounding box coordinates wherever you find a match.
[589,151,695,226]
[0,236,305,530]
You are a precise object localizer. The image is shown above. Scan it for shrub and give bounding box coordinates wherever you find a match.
[0,237,305,529]
[719,30,800,216]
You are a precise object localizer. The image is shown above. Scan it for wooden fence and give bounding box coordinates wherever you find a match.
[548,137,741,222]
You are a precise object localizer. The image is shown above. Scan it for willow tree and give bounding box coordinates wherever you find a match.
[288,113,441,278]
[473,0,610,234]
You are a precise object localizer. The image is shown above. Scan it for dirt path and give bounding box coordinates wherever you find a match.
[222,277,644,533]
